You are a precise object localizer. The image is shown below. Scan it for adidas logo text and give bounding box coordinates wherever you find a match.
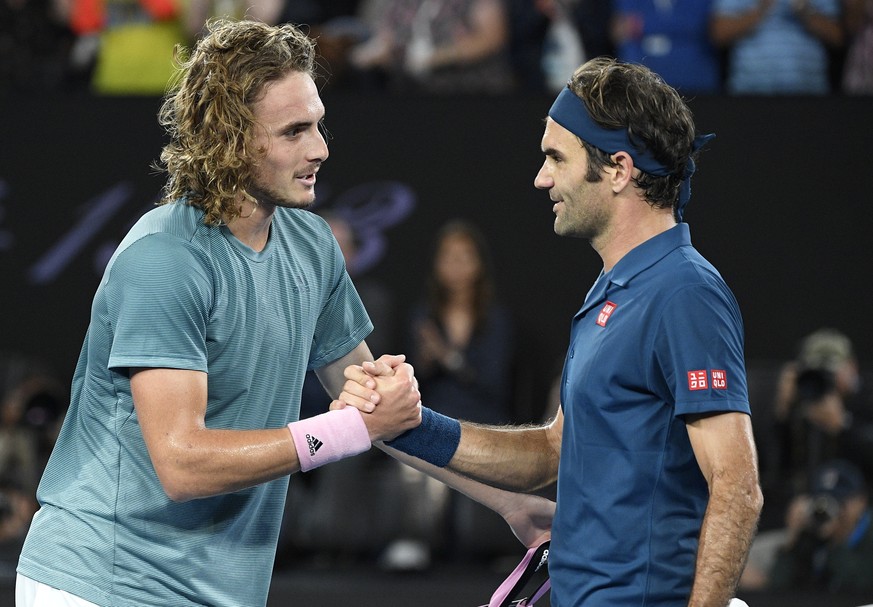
[306,433,323,457]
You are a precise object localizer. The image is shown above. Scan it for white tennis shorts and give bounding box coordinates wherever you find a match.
[16,574,99,607]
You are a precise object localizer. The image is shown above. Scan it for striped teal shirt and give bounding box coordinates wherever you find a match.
[18,202,372,606]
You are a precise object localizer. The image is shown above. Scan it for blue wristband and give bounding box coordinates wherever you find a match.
[385,406,461,467]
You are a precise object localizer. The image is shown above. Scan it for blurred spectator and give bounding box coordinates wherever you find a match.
[711,0,845,94]
[268,0,370,91]
[185,0,286,40]
[611,0,722,94]
[69,0,289,94]
[0,355,66,543]
[575,0,616,58]
[376,220,517,571]
[0,386,40,543]
[0,0,76,91]
[68,0,188,94]
[348,0,515,93]
[765,459,873,593]
[406,219,514,425]
[506,0,615,93]
[842,0,873,93]
[765,328,873,524]
[504,0,551,90]
[539,0,586,92]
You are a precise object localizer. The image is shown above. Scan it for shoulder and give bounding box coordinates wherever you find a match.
[105,204,214,283]
[662,245,732,293]
[272,209,338,254]
[274,208,332,236]
[114,203,210,256]
[650,247,743,324]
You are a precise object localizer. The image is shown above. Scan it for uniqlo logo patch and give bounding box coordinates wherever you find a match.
[596,301,617,327]
[687,370,708,391]
[711,369,727,390]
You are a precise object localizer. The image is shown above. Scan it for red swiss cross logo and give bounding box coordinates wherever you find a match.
[711,369,728,390]
[596,301,617,327]
[687,370,708,391]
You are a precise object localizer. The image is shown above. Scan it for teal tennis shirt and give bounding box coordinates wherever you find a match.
[18,202,372,606]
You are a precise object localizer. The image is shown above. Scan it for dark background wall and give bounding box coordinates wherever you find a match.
[0,93,871,420]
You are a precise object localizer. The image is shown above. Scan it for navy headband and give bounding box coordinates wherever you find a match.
[548,86,714,221]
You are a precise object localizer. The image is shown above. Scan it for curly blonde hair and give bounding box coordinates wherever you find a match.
[156,19,318,226]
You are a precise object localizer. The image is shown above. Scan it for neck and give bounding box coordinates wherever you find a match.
[595,202,676,272]
[225,198,275,252]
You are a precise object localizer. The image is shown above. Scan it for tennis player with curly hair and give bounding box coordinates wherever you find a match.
[16,18,555,607]
[13,18,427,607]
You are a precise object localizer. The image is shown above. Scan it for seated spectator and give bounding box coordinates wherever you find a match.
[711,0,845,94]
[349,0,516,93]
[612,0,722,94]
[767,459,873,594]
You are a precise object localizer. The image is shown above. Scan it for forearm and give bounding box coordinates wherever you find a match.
[430,0,507,68]
[383,441,531,514]
[149,426,300,501]
[379,442,554,547]
[687,473,763,606]
[449,422,559,492]
[709,10,766,46]
[799,12,844,46]
[156,408,375,501]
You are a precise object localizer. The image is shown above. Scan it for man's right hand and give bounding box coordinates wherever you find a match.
[333,356,422,442]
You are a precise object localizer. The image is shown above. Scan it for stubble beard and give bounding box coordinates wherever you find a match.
[247,178,315,211]
[555,201,608,242]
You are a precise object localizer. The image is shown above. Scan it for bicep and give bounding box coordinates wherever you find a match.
[130,367,208,461]
[686,411,758,489]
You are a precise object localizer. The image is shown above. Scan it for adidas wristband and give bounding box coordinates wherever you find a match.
[385,406,461,468]
[288,406,371,472]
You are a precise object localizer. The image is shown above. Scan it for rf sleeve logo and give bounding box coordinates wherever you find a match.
[687,370,708,391]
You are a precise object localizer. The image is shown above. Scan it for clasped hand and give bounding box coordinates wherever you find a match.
[331,354,422,442]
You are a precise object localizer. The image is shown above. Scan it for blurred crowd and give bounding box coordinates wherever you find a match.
[1,210,872,598]
[2,0,872,96]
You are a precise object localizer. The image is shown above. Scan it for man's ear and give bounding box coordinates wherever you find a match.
[608,151,635,193]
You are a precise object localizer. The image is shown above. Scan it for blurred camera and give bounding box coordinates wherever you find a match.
[794,366,836,403]
[22,389,64,430]
[807,493,841,531]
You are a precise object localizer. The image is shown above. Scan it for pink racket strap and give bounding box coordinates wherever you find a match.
[519,578,551,606]
[486,540,550,607]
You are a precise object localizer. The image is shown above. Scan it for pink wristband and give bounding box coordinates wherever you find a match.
[288,406,371,472]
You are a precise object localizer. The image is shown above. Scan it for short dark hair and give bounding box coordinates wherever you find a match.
[569,57,697,215]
